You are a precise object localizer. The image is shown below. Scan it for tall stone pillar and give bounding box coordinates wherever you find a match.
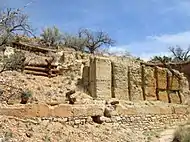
[89,57,112,100]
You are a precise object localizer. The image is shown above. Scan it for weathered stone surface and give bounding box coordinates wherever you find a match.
[145,87,157,101]
[116,104,137,115]
[144,66,156,87]
[139,105,173,115]
[96,81,112,100]
[169,92,181,104]
[0,105,26,118]
[168,74,180,91]
[82,66,89,87]
[115,104,174,115]
[104,105,118,117]
[72,104,104,117]
[130,66,143,101]
[52,104,73,117]
[158,91,168,103]
[89,57,112,100]
[26,104,50,117]
[157,67,167,90]
[112,62,129,100]
[4,46,15,58]
[173,105,188,114]
[95,57,112,81]
[144,66,157,101]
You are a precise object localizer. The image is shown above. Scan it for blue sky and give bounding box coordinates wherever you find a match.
[1,0,190,60]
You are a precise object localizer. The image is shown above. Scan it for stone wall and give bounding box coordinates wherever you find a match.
[0,103,189,131]
[87,57,189,104]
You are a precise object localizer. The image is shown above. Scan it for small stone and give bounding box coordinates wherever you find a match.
[26,131,33,138]
[0,138,5,142]
[110,100,119,105]
[74,119,81,125]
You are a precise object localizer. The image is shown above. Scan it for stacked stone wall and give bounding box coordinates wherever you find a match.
[88,57,189,104]
[0,103,189,131]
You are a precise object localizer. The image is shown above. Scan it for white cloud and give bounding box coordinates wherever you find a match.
[110,31,190,61]
[160,0,190,16]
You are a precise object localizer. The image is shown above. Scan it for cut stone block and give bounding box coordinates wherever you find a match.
[168,74,180,91]
[144,86,157,101]
[130,66,144,101]
[96,81,112,100]
[144,66,156,87]
[157,67,167,90]
[158,91,168,103]
[95,57,112,81]
[89,57,112,100]
[112,62,129,100]
[169,91,181,104]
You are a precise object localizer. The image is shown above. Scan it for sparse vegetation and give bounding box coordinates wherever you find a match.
[150,46,190,63]
[63,33,87,52]
[150,55,172,63]
[0,50,26,73]
[40,26,62,47]
[20,90,32,104]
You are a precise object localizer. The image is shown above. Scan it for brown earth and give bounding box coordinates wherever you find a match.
[0,71,93,105]
[0,116,149,142]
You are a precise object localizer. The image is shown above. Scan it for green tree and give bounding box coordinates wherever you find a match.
[62,33,87,52]
[40,26,62,47]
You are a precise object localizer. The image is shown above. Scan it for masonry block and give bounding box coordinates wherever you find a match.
[82,66,89,86]
[53,104,73,117]
[143,66,157,101]
[157,67,167,90]
[130,66,144,101]
[158,91,168,103]
[89,57,112,100]
[96,81,112,100]
[112,62,129,100]
[144,86,157,101]
[144,66,156,87]
[168,74,180,91]
[169,91,181,104]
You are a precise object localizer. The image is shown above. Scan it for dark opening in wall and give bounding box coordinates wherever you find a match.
[91,116,103,124]
[111,62,115,98]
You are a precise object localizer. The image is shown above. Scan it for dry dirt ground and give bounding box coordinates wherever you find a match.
[0,116,150,142]
[0,71,93,105]
[0,71,179,142]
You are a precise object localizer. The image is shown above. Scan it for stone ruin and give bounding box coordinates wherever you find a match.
[82,56,190,104]
[1,43,190,132]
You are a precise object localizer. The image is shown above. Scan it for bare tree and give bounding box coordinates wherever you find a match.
[169,46,190,62]
[0,8,34,46]
[79,29,115,54]
[40,26,62,47]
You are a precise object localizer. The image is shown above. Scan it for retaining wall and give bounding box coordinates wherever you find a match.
[0,103,189,131]
[88,57,190,104]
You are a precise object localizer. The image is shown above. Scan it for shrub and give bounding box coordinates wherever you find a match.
[20,90,32,104]
[0,50,26,73]
[40,26,62,47]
